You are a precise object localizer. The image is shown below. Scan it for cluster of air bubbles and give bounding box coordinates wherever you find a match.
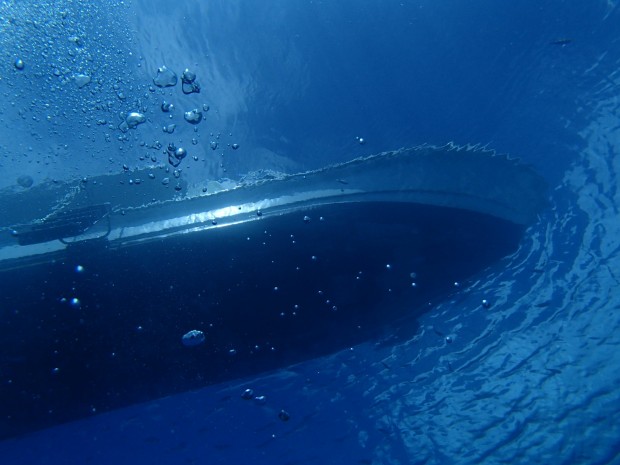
[144,64,239,176]
[241,388,290,422]
[166,143,187,167]
[355,136,366,145]
[181,68,201,94]
[63,297,81,309]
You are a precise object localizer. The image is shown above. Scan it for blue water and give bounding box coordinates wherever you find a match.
[1,0,620,464]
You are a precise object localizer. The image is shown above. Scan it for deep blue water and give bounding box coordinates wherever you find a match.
[1,0,620,464]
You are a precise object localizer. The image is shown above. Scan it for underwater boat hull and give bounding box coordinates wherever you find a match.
[0,145,546,438]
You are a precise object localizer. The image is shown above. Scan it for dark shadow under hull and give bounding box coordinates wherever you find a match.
[0,145,546,439]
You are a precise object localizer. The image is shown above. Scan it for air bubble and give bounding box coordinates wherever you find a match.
[184,109,203,124]
[181,329,205,347]
[153,66,177,87]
